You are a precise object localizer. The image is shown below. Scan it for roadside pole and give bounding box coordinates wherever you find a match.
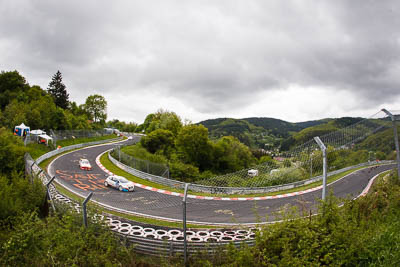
[314,137,327,200]
[83,192,94,227]
[381,109,400,180]
[183,183,189,266]
[46,176,56,212]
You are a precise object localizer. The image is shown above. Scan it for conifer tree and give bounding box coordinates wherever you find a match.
[47,70,69,109]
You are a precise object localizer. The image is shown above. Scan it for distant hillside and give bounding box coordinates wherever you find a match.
[356,126,400,155]
[198,116,391,151]
[198,117,328,149]
[280,117,386,151]
[241,117,302,137]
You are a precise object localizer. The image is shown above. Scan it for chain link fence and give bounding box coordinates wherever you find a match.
[195,111,393,188]
[107,110,397,194]
[24,129,112,146]
[51,129,110,145]
[110,147,170,178]
[24,150,257,258]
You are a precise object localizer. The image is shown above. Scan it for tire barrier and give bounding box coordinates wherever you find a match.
[26,151,258,257]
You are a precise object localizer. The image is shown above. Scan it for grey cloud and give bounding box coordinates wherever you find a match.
[0,0,399,118]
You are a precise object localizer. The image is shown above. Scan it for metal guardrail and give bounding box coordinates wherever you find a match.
[108,151,187,189]
[25,138,258,258]
[108,148,394,194]
[122,234,255,257]
[35,137,122,164]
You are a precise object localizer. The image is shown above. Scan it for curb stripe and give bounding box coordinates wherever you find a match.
[95,151,387,201]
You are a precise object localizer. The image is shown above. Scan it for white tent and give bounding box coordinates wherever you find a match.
[14,123,30,137]
[30,129,46,135]
[38,134,53,145]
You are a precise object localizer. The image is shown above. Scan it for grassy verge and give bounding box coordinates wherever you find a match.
[38,137,122,170]
[29,134,118,160]
[101,152,182,192]
[37,138,216,228]
[53,183,215,229]
[102,151,381,198]
[57,134,118,147]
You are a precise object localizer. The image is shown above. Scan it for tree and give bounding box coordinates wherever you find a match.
[84,94,107,124]
[175,124,213,171]
[140,129,175,156]
[0,70,30,110]
[0,127,27,176]
[47,71,69,109]
[145,109,182,135]
[214,136,256,173]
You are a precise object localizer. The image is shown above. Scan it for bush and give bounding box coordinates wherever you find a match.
[194,170,400,266]
[0,174,46,225]
[122,144,167,164]
[0,211,154,266]
[0,128,27,176]
[169,161,200,182]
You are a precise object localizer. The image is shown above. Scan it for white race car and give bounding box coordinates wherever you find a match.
[104,175,135,192]
[79,158,92,170]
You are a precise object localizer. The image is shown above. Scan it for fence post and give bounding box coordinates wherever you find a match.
[183,183,189,266]
[30,161,36,181]
[118,145,121,162]
[314,137,327,200]
[382,109,400,180]
[83,192,94,227]
[24,133,29,146]
[46,176,56,212]
[50,129,57,147]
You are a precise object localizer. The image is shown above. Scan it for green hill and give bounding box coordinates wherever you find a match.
[198,117,328,149]
[199,116,393,152]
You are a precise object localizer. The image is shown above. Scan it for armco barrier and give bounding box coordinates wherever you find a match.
[25,152,258,258]
[108,151,187,190]
[108,149,394,195]
[36,137,122,164]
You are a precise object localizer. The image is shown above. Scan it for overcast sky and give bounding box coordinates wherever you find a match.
[1,1,399,124]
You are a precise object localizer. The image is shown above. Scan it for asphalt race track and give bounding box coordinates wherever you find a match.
[49,141,396,224]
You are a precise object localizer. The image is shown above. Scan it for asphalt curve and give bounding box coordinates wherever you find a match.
[49,141,396,224]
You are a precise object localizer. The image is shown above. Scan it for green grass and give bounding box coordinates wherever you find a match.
[29,134,118,160]
[27,143,53,159]
[35,137,217,228]
[102,151,381,198]
[53,183,215,229]
[101,152,183,192]
[56,134,118,147]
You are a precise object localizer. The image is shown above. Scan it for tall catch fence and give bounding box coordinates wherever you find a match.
[108,110,398,195]
[23,109,400,262]
[24,149,257,259]
[24,129,111,146]
[110,147,170,178]
[51,129,110,145]
[195,110,393,189]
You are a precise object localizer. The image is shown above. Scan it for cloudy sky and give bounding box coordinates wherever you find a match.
[1,1,399,124]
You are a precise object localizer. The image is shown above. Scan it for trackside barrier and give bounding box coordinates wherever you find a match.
[108,149,394,195]
[121,234,255,257]
[36,137,122,164]
[24,143,259,257]
[108,151,186,190]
